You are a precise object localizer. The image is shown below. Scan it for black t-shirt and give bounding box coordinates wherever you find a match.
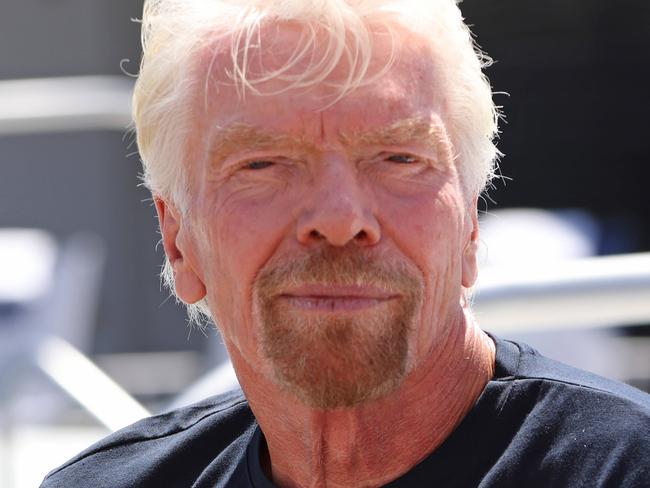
[41,337,650,487]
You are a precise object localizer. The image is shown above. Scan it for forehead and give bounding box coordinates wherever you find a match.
[193,22,447,144]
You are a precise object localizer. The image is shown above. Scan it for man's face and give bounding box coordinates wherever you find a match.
[167,27,479,409]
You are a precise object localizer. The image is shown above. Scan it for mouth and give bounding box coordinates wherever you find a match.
[277,284,400,312]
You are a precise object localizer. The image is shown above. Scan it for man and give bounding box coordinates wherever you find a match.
[42,0,649,486]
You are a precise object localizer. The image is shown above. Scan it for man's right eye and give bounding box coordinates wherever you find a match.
[244,160,275,170]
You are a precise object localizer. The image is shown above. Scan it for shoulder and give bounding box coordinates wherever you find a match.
[494,338,650,438]
[486,338,650,486]
[501,338,650,414]
[40,389,256,488]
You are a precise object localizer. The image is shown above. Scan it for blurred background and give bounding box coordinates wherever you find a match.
[0,1,648,486]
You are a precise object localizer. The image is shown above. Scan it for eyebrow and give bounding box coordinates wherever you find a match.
[340,117,450,156]
[209,123,316,163]
[208,116,449,163]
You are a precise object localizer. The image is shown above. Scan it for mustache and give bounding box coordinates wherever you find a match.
[254,245,422,295]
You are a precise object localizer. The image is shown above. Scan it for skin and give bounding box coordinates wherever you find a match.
[156,25,495,487]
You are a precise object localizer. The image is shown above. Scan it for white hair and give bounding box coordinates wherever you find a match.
[132,0,500,322]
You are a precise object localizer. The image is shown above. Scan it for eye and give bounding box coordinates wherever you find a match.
[244,160,275,170]
[386,154,418,164]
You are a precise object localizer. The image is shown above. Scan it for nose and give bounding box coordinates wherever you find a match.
[296,160,381,247]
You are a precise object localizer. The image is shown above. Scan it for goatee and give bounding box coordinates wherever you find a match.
[253,246,422,409]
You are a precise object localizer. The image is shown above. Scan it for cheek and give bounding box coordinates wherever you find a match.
[198,187,297,344]
[377,182,464,266]
[377,183,465,328]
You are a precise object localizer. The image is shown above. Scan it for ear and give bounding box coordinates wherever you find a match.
[155,197,207,304]
[461,197,480,288]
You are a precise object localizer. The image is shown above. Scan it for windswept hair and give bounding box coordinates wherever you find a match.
[132,0,501,322]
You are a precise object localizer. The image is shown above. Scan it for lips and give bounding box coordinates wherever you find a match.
[278,284,399,312]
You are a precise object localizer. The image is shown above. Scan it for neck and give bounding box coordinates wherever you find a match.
[229,311,495,488]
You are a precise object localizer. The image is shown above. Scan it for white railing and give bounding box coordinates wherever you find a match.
[35,337,150,430]
[475,252,650,332]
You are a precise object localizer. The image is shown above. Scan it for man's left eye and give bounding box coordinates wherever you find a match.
[386,154,417,164]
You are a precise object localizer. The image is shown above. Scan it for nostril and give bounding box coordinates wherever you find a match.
[355,229,367,241]
[309,229,322,240]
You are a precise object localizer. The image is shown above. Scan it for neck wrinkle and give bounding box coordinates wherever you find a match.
[233,311,495,488]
